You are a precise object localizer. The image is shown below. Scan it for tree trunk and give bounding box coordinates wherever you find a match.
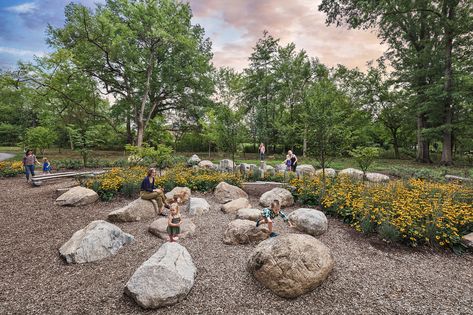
[136,53,155,147]
[416,114,431,163]
[126,112,133,144]
[390,127,400,159]
[440,0,455,166]
[303,123,307,157]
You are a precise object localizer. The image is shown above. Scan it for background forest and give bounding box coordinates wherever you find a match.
[1,0,472,168]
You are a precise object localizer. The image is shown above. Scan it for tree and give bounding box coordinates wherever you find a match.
[319,0,473,165]
[48,0,214,146]
[23,126,57,156]
[304,77,351,190]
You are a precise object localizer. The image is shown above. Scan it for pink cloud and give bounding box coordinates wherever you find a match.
[187,0,386,71]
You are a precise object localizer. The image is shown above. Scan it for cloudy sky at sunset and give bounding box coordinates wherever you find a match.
[0,0,385,71]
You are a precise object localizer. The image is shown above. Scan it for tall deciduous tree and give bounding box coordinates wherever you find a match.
[319,0,473,165]
[48,0,214,146]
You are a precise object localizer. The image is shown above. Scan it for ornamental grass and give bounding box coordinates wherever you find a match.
[291,175,473,250]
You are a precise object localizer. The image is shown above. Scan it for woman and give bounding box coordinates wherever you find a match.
[23,149,40,182]
[288,150,298,172]
[140,168,168,215]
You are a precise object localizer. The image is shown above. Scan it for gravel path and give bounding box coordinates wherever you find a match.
[0,176,472,315]
[0,153,15,161]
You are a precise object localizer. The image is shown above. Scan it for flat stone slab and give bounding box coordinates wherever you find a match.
[148,216,196,240]
[242,181,284,197]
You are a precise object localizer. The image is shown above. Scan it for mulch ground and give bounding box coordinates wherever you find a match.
[0,176,472,315]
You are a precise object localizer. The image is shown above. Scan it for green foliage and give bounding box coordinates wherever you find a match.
[125,143,173,171]
[349,147,380,175]
[23,126,57,156]
[377,222,401,243]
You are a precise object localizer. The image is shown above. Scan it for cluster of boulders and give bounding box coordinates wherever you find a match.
[187,154,390,183]
[55,184,201,309]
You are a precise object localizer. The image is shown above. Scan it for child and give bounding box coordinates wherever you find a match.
[167,198,182,242]
[42,158,52,174]
[255,199,292,237]
[284,154,292,171]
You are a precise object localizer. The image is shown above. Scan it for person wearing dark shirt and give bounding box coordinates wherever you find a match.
[140,168,168,215]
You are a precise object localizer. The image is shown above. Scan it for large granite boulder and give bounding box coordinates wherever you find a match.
[219,159,235,171]
[274,164,287,172]
[445,174,473,183]
[296,164,316,177]
[59,220,133,264]
[198,160,215,169]
[165,187,191,204]
[260,188,294,207]
[214,181,248,204]
[338,168,363,180]
[236,208,261,221]
[315,168,337,178]
[221,198,251,214]
[239,163,251,174]
[461,232,473,249]
[148,217,196,240]
[223,219,269,245]
[124,242,196,309]
[55,186,99,206]
[289,208,328,236]
[187,197,210,216]
[247,234,334,298]
[366,172,390,183]
[108,198,157,222]
[187,154,201,166]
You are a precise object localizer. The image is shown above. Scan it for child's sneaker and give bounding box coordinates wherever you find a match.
[269,232,278,238]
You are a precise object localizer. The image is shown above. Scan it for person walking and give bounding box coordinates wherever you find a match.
[23,149,40,182]
[259,143,266,161]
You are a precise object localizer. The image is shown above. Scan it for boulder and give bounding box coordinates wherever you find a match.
[59,220,133,264]
[461,232,473,249]
[108,198,157,222]
[125,242,196,309]
[239,163,251,174]
[223,219,269,245]
[338,168,364,180]
[187,197,210,216]
[148,217,196,240]
[198,160,215,169]
[187,154,201,166]
[365,172,389,182]
[296,164,316,177]
[165,187,191,204]
[315,168,337,178]
[241,181,285,197]
[219,159,235,171]
[54,186,99,206]
[214,181,248,204]
[221,198,251,214]
[260,188,294,207]
[289,208,328,236]
[236,208,261,221]
[445,175,473,183]
[247,234,334,298]
[274,164,287,172]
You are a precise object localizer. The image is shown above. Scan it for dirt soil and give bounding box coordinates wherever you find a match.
[0,176,472,315]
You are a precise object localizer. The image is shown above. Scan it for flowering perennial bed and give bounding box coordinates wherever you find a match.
[291,176,473,249]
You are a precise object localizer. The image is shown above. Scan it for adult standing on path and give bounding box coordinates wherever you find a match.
[23,150,40,182]
[288,150,298,172]
[259,143,266,161]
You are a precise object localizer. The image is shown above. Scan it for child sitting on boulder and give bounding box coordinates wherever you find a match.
[256,199,292,237]
[167,198,182,242]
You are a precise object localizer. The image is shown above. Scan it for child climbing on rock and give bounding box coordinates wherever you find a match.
[167,197,182,242]
[256,199,292,237]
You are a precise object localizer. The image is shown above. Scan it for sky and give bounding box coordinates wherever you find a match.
[0,0,385,71]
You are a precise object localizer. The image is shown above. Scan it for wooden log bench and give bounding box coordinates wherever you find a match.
[31,170,107,187]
